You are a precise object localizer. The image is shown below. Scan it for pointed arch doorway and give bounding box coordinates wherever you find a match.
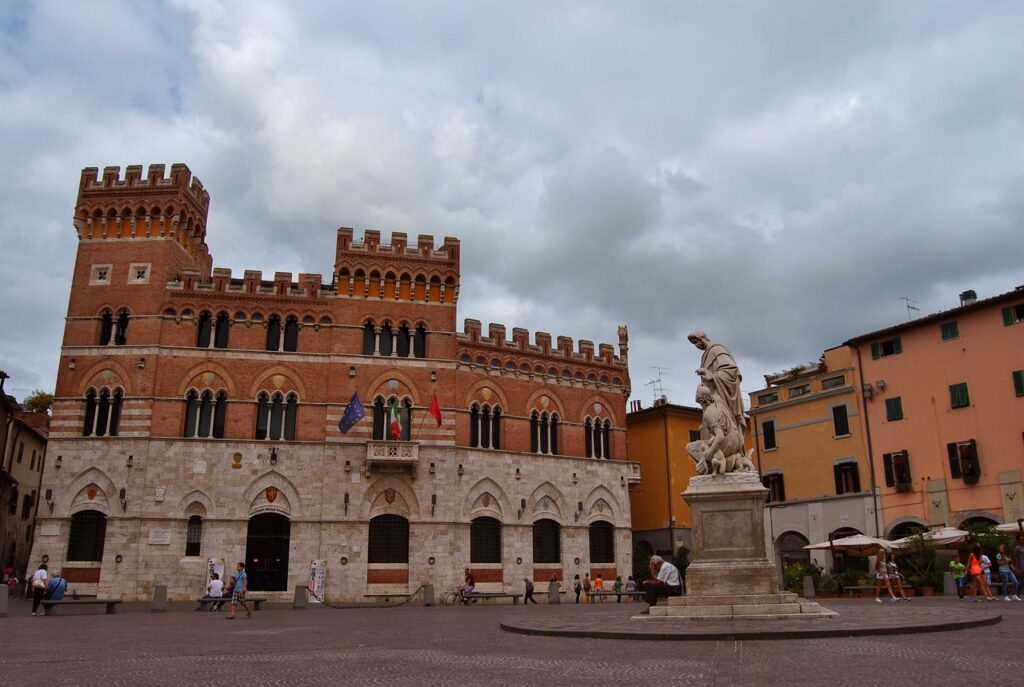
[245,512,290,591]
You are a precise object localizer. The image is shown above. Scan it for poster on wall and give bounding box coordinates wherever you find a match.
[206,558,226,595]
[308,559,327,603]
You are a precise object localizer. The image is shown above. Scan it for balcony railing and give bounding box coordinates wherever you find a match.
[365,441,419,479]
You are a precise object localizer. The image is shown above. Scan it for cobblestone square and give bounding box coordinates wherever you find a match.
[2,597,1020,686]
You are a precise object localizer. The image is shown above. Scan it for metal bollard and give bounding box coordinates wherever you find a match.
[293,585,308,609]
[0,589,8,617]
[943,571,956,596]
[422,584,434,607]
[802,575,816,599]
[151,585,168,612]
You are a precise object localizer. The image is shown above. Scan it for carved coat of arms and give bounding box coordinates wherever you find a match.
[265,486,279,503]
[384,488,396,504]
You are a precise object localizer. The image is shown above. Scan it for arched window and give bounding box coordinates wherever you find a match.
[213,312,230,348]
[602,420,612,459]
[397,323,411,357]
[67,510,107,561]
[480,405,491,448]
[114,309,129,345]
[255,392,297,441]
[185,515,203,557]
[469,404,479,448]
[470,516,502,563]
[589,521,615,563]
[414,325,427,358]
[471,404,501,450]
[98,311,113,345]
[777,532,811,568]
[531,411,559,455]
[363,321,376,355]
[196,311,213,347]
[584,418,593,457]
[85,387,122,437]
[372,396,410,440]
[266,315,282,351]
[283,316,299,352]
[532,518,561,563]
[368,514,409,563]
[491,407,501,450]
[586,418,612,459]
[379,322,394,356]
[186,390,228,439]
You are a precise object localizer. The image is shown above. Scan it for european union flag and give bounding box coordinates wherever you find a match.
[338,391,366,434]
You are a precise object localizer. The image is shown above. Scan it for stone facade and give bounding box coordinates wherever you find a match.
[29,164,639,601]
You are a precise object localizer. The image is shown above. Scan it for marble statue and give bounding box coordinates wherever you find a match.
[686,333,755,476]
[687,331,745,430]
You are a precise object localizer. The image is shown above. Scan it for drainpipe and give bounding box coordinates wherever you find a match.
[663,409,675,555]
[853,345,882,537]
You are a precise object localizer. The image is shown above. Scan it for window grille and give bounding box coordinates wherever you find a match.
[185,516,203,557]
[588,521,615,563]
[532,518,561,563]
[470,517,501,563]
[67,510,107,561]
[368,514,409,563]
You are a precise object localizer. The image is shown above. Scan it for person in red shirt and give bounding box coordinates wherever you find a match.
[460,567,476,604]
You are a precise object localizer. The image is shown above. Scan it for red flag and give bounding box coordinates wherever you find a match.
[428,393,442,427]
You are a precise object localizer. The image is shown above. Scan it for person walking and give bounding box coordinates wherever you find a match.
[593,574,604,602]
[625,576,637,601]
[582,574,592,603]
[979,548,996,601]
[226,562,251,619]
[996,543,1021,601]
[614,576,623,603]
[547,574,560,604]
[7,573,18,599]
[949,554,967,599]
[523,577,538,604]
[573,574,582,604]
[966,545,992,602]
[30,563,48,616]
[874,550,896,603]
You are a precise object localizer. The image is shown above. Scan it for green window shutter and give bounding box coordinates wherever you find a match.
[893,336,902,354]
[947,443,962,478]
[950,383,969,408]
[885,397,903,421]
[941,321,959,340]
[871,342,880,360]
[852,464,861,492]
[1013,370,1024,397]
[882,453,895,487]
[1003,306,1014,326]
[833,465,844,494]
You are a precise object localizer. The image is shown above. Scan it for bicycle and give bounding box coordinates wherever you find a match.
[441,586,476,605]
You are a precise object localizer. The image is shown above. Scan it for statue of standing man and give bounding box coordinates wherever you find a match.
[687,331,745,431]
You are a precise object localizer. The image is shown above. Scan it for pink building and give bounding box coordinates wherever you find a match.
[845,287,1024,538]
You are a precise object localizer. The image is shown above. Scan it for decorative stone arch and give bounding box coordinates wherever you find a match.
[462,477,512,521]
[242,471,302,518]
[179,489,216,518]
[884,515,930,539]
[78,360,134,396]
[952,510,1005,528]
[524,389,566,418]
[579,394,621,426]
[362,476,420,520]
[65,467,118,516]
[582,485,622,523]
[248,364,307,399]
[178,361,239,397]
[462,379,510,410]
[526,481,568,522]
[364,368,421,402]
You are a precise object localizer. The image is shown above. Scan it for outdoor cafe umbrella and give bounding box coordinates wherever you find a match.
[996,521,1024,535]
[890,526,969,550]
[804,534,893,557]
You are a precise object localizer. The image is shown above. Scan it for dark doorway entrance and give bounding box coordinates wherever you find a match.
[245,513,290,591]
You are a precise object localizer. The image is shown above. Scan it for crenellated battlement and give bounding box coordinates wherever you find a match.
[333,229,461,305]
[456,318,629,371]
[78,163,210,210]
[168,266,331,299]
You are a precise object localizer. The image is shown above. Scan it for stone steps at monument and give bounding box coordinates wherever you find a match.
[666,593,800,607]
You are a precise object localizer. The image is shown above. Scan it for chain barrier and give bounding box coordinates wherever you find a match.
[303,584,427,609]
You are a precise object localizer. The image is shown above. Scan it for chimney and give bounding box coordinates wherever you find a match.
[959,290,977,306]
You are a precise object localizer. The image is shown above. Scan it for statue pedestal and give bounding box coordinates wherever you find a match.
[645,472,836,619]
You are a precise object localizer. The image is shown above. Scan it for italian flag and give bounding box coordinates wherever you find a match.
[389,398,402,440]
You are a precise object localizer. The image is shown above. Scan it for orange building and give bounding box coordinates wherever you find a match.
[846,287,1024,538]
[747,347,877,576]
[626,399,703,560]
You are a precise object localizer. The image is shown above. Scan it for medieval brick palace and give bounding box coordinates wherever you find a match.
[29,164,639,601]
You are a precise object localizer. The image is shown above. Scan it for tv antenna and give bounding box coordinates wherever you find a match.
[645,366,670,402]
[902,297,919,321]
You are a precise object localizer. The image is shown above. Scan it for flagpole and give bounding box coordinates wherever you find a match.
[414,404,429,441]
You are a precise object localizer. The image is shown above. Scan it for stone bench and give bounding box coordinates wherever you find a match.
[465,592,522,605]
[42,599,122,616]
[588,590,644,602]
[195,596,266,611]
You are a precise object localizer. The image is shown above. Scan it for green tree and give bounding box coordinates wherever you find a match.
[23,389,54,414]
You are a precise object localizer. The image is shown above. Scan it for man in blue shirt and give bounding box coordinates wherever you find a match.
[227,562,251,619]
[46,571,68,600]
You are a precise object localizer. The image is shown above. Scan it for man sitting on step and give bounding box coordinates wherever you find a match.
[644,555,683,606]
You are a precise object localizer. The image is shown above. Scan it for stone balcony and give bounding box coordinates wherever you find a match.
[626,461,641,487]
[365,441,420,479]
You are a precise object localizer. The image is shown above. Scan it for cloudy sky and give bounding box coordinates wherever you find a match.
[1,1,1022,405]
